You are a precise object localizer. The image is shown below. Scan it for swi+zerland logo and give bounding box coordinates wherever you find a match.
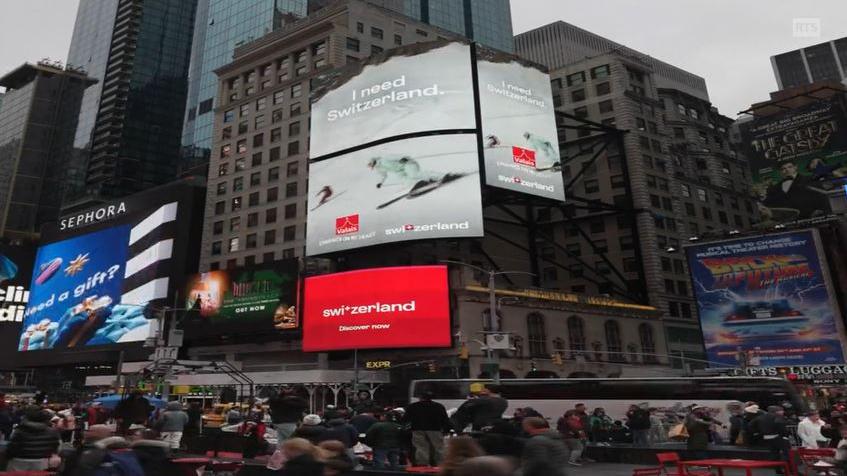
[335,214,360,235]
[512,146,536,167]
[497,175,555,193]
[322,300,417,317]
[385,221,470,235]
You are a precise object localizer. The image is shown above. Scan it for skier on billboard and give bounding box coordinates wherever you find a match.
[523,131,559,171]
[367,155,468,209]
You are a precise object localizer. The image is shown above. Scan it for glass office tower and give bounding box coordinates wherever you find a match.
[180,0,308,177]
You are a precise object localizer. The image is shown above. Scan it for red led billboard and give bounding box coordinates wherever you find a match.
[302,265,451,352]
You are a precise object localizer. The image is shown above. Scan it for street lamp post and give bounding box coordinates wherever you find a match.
[441,260,535,384]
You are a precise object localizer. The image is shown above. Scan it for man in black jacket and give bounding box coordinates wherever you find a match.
[5,406,60,471]
[751,405,790,468]
[114,391,152,435]
[453,388,508,432]
[404,391,450,466]
[268,388,308,441]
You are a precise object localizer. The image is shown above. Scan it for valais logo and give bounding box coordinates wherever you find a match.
[512,146,536,167]
[335,214,360,235]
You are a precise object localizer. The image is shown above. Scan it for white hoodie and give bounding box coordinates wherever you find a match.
[797,417,828,448]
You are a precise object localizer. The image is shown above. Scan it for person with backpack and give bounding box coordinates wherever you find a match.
[5,406,61,471]
[626,403,652,447]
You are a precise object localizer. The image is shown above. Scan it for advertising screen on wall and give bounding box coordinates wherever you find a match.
[183,259,299,338]
[309,41,476,159]
[302,265,451,352]
[477,49,565,201]
[748,99,847,221]
[16,180,205,354]
[306,134,483,255]
[686,230,846,367]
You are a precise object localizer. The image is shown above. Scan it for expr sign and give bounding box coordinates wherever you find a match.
[59,202,127,231]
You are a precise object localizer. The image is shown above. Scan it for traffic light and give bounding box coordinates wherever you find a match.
[459,343,469,360]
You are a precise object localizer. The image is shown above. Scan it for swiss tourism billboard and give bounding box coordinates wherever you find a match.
[686,230,846,367]
[184,259,299,338]
[309,41,476,159]
[748,99,847,221]
[477,48,565,201]
[302,266,452,352]
[306,134,483,255]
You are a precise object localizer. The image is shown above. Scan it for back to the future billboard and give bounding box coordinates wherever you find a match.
[306,41,563,255]
[686,230,847,367]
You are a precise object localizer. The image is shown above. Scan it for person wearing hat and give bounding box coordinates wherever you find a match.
[751,405,790,466]
[292,414,327,444]
[741,404,763,446]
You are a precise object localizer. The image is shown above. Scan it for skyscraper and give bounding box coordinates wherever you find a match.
[0,63,95,239]
[517,23,755,366]
[771,36,847,90]
[64,0,197,206]
[516,21,708,100]
[180,0,513,177]
[180,0,309,178]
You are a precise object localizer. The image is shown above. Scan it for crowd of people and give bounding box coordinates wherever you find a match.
[4,387,847,475]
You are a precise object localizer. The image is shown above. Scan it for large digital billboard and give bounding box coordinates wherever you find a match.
[477,50,565,201]
[306,134,483,255]
[16,180,206,355]
[184,259,299,338]
[302,266,451,352]
[310,41,476,159]
[748,99,847,221]
[686,230,847,367]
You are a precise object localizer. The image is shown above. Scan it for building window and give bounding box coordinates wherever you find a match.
[567,316,586,355]
[356,22,363,33]
[211,241,221,255]
[566,71,585,86]
[286,182,298,197]
[267,187,278,202]
[312,41,326,56]
[264,229,276,246]
[228,237,239,252]
[284,203,297,219]
[220,144,232,158]
[290,103,302,117]
[273,90,284,105]
[289,121,301,136]
[269,166,280,182]
[591,64,610,79]
[233,177,243,192]
[231,197,242,211]
[240,104,250,117]
[247,213,258,228]
[596,82,611,96]
[696,188,707,202]
[265,207,277,224]
[371,26,383,39]
[248,192,260,207]
[250,172,261,187]
[235,157,246,171]
[256,97,267,111]
[605,321,623,362]
[283,225,296,242]
[288,141,300,155]
[599,100,614,113]
[270,128,282,143]
[253,133,264,148]
[269,147,281,162]
[584,179,599,194]
[224,109,234,123]
[527,312,547,357]
[251,153,262,167]
[238,120,248,135]
[245,234,257,249]
[346,37,360,52]
[216,182,227,195]
[290,83,302,98]
[394,34,402,45]
[571,89,586,102]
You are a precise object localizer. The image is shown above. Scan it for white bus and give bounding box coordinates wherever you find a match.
[409,377,809,436]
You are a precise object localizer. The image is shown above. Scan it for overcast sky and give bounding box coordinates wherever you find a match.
[1,1,846,118]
